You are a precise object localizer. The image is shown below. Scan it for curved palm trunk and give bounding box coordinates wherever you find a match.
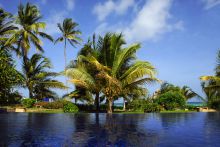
[95,92,100,112]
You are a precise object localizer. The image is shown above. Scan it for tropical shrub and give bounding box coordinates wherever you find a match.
[208,100,220,110]
[63,102,79,113]
[43,100,68,109]
[185,105,197,110]
[144,103,162,113]
[0,49,23,104]
[155,91,186,110]
[127,99,152,111]
[34,102,48,108]
[21,98,36,108]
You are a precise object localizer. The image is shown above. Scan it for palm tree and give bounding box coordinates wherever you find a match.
[63,87,93,104]
[66,55,104,111]
[158,82,202,100]
[0,8,17,44]
[21,53,66,99]
[5,3,53,60]
[55,18,82,90]
[66,33,158,113]
[200,50,220,107]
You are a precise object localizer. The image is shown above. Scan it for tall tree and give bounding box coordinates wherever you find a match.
[21,54,66,99]
[66,33,158,113]
[55,18,82,90]
[0,8,22,104]
[0,8,17,44]
[5,3,53,62]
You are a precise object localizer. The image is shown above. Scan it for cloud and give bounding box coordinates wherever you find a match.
[95,0,183,43]
[43,0,75,35]
[93,0,134,21]
[202,0,220,9]
[44,11,67,35]
[66,0,75,11]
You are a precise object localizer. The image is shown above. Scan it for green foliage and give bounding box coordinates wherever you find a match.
[67,33,158,113]
[200,50,220,107]
[0,49,22,104]
[21,53,66,99]
[208,99,220,110]
[21,98,36,108]
[34,101,49,107]
[185,105,197,111]
[155,91,186,110]
[63,102,79,113]
[43,100,68,109]
[144,103,162,113]
[127,99,161,112]
[127,99,145,111]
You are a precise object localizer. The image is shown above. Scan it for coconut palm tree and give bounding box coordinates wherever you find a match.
[55,18,81,74]
[200,50,220,107]
[66,33,158,113]
[63,87,93,104]
[21,53,66,99]
[66,55,105,111]
[0,8,17,43]
[5,3,53,60]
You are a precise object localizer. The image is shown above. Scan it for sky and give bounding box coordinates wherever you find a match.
[1,0,220,100]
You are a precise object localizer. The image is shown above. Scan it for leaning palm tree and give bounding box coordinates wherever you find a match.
[5,3,53,60]
[55,18,81,72]
[21,53,66,99]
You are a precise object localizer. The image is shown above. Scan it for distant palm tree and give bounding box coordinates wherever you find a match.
[158,82,202,100]
[55,18,81,70]
[21,54,66,99]
[55,18,81,92]
[5,3,53,60]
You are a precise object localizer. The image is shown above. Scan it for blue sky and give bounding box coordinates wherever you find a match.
[1,0,220,99]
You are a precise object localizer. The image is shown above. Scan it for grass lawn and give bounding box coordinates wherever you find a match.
[26,108,64,113]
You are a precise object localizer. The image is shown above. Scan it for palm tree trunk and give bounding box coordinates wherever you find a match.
[107,98,113,113]
[123,98,126,111]
[28,87,33,98]
[64,39,68,93]
[95,92,100,112]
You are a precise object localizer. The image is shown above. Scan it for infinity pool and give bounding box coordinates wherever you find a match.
[0,112,220,146]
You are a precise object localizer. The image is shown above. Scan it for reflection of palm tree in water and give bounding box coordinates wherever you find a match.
[159,113,196,129]
[72,114,160,146]
[204,112,220,144]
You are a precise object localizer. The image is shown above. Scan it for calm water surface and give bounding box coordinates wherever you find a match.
[0,112,220,146]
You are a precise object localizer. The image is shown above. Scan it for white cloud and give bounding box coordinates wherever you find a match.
[44,11,67,35]
[95,0,183,43]
[202,0,220,9]
[93,0,134,21]
[66,0,75,11]
[43,0,75,35]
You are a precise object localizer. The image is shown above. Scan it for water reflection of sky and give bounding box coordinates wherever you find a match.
[0,113,220,146]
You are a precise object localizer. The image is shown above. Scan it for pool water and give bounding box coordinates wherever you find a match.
[0,112,220,146]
